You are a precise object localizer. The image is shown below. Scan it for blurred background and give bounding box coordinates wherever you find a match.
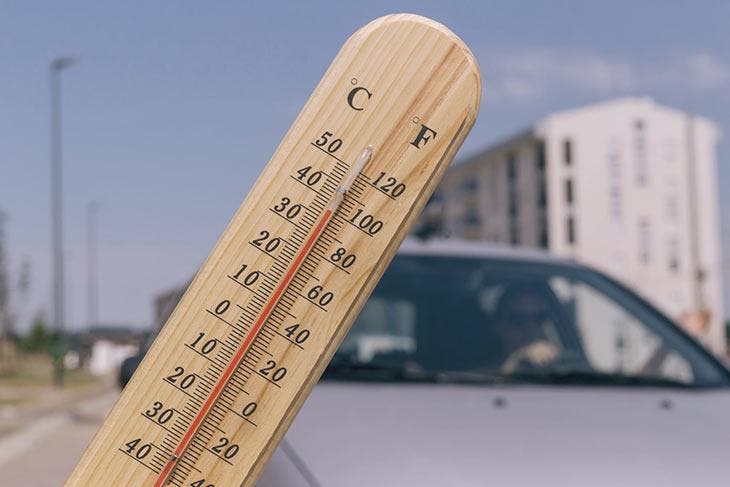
[1,1,728,484]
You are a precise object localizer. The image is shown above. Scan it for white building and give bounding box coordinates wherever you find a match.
[88,339,139,376]
[422,98,725,354]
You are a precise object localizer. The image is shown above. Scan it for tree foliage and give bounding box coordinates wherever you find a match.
[0,210,9,340]
[21,312,51,352]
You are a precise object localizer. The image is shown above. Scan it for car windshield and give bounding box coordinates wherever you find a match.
[323,253,728,388]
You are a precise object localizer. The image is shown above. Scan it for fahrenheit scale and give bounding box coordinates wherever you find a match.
[68,13,481,486]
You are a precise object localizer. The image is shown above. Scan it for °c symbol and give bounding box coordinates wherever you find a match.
[347,84,373,111]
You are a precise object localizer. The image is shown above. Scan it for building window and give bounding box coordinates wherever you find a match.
[538,214,549,249]
[536,141,546,170]
[507,153,519,216]
[506,152,519,245]
[607,140,622,222]
[563,138,572,165]
[566,216,575,245]
[634,119,648,186]
[668,235,680,272]
[665,193,678,223]
[507,153,517,180]
[538,184,547,208]
[509,221,520,245]
[536,140,549,249]
[565,178,573,205]
[461,177,478,193]
[508,193,518,216]
[638,218,651,265]
[536,141,547,208]
[490,169,499,207]
[463,206,480,225]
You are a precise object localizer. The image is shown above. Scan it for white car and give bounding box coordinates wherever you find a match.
[258,239,730,487]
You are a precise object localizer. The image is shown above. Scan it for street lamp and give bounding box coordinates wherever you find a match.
[86,201,100,330]
[50,56,76,387]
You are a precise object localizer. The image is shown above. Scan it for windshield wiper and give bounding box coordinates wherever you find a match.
[424,370,529,385]
[323,357,432,382]
[323,358,524,385]
[506,369,697,389]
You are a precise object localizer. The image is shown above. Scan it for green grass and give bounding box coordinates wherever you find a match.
[0,354,100,389]
[0,397,25,407]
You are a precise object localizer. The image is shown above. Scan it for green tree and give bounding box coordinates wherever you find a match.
[22,312,50,353]
[0,210,9,340]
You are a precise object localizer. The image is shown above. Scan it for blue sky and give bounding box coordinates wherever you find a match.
[2,1,729,331]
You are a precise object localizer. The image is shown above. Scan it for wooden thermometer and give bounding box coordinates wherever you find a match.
[68,13,481,487]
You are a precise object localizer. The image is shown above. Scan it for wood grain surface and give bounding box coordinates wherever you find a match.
[67,13,481,487]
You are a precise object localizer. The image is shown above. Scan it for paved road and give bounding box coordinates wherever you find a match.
[0,391,118,486]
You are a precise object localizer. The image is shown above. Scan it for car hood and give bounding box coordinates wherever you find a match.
[282,382,730,487]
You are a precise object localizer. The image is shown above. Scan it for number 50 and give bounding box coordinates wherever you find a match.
[315,131,343,154]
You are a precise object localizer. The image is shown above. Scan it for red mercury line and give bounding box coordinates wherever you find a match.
[153,145,372,486]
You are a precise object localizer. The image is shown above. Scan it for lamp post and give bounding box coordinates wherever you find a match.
[86,201,100,330]
[50,56,76,387]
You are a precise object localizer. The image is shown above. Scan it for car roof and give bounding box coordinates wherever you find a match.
[398,238,581,268]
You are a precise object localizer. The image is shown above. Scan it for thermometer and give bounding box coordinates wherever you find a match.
[67,13,481,486]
